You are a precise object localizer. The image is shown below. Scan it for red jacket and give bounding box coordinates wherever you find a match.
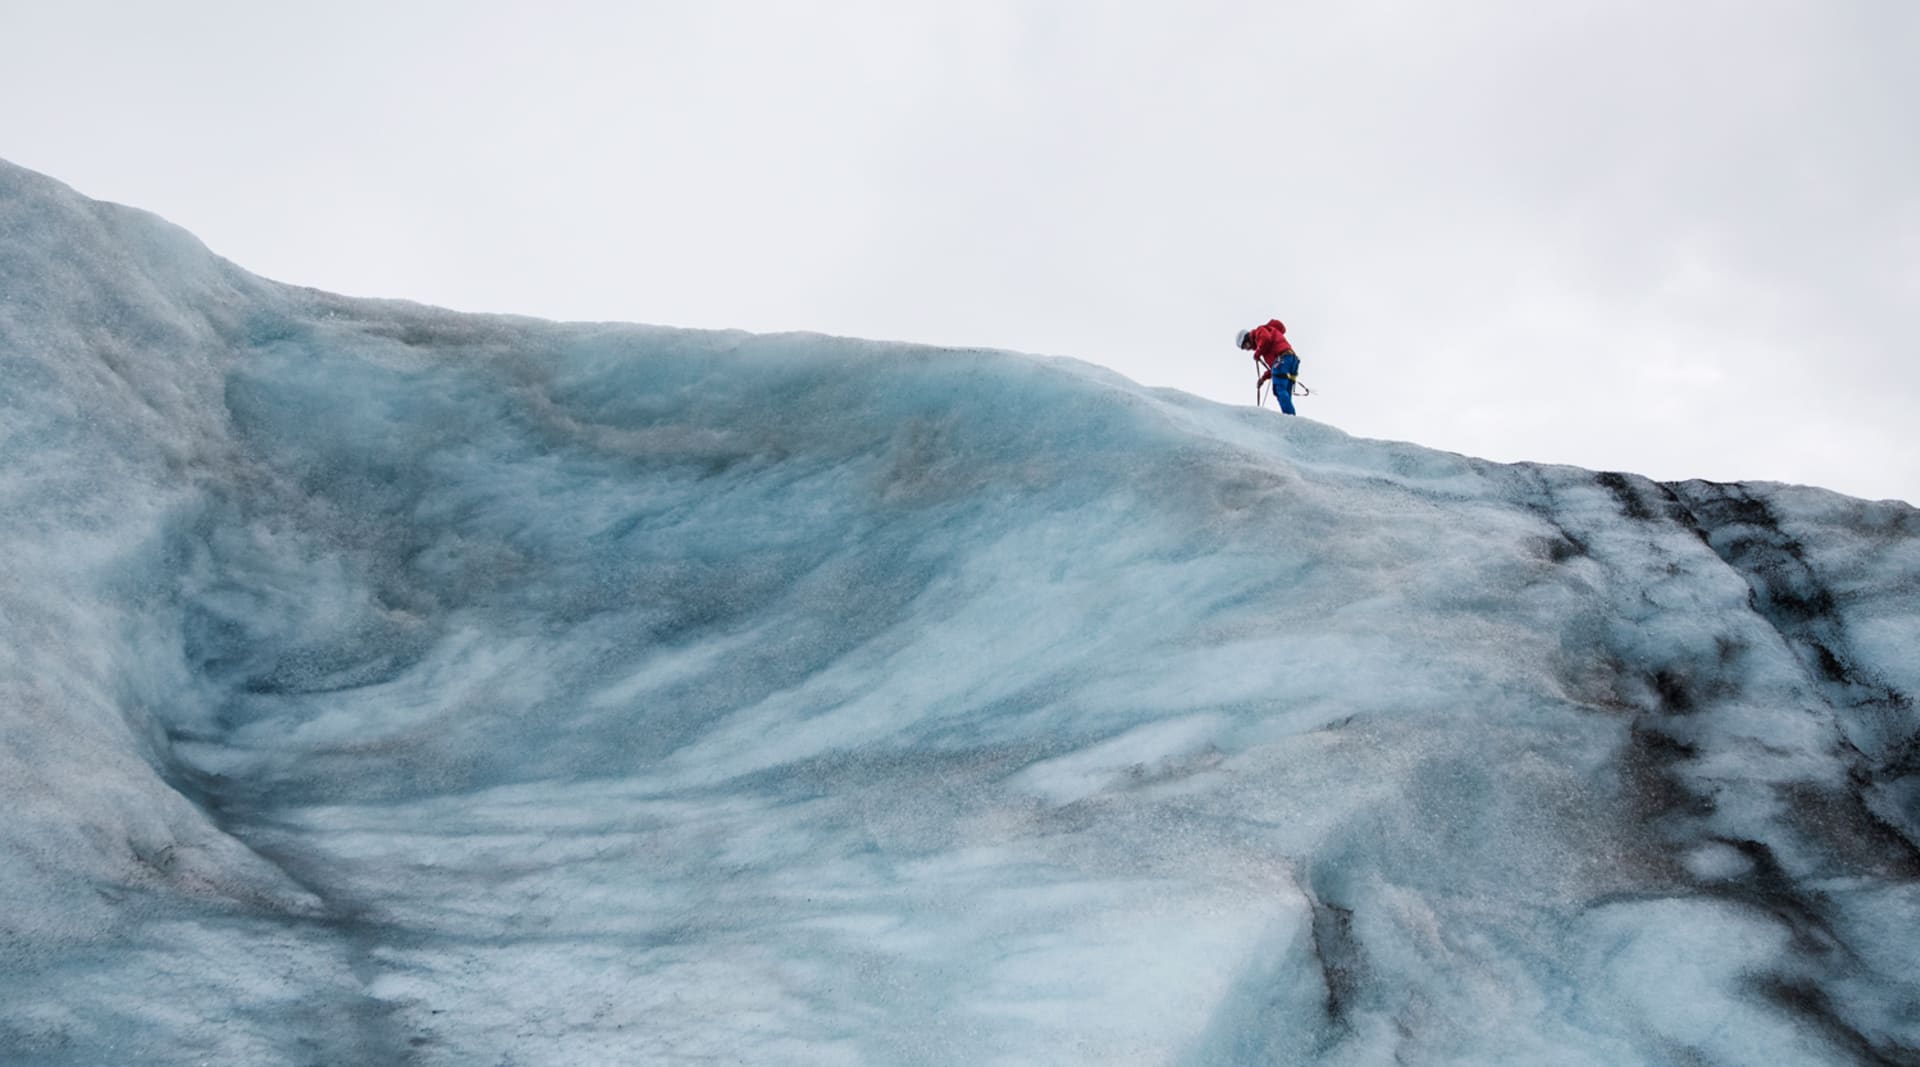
[1249,319,1294,369]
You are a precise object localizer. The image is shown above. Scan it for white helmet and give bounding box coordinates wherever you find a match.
[1235,329,1251,349]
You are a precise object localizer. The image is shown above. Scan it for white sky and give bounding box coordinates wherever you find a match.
[5,1,1917,503]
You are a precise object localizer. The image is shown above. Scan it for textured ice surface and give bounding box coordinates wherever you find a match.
[3,158,1917,1065]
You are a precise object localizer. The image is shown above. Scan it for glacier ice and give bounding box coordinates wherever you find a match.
[2,158,1917,1065]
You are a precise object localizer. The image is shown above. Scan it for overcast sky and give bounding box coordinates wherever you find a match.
[5,1,1917,503]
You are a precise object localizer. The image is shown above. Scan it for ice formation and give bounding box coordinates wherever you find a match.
[2,159,1916,1065]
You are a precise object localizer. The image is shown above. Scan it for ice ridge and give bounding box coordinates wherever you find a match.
[2,159,1917,1065]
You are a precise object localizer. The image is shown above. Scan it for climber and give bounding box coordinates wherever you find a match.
[1237,319,1301,416]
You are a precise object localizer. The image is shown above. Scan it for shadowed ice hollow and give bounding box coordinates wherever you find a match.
[2,159,1917,1065]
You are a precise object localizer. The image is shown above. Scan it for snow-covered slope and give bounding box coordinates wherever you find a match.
[3,159,1916,1065]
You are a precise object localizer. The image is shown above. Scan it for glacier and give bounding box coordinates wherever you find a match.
[1,157,1917,1066]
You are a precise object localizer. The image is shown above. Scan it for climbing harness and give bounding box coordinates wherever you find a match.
[1254,354,1311,407]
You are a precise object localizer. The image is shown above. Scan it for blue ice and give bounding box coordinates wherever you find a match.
[3,158,1917,1064]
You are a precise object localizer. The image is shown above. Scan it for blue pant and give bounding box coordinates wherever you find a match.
[1271,354,1299,415]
